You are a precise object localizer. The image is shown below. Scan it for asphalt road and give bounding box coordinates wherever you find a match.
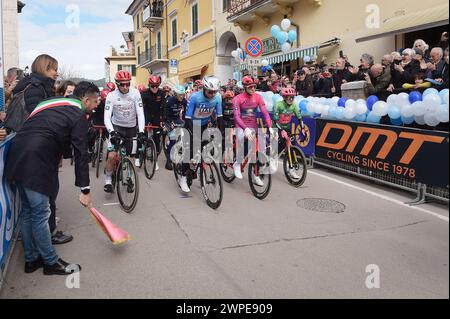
[1,156,448,299]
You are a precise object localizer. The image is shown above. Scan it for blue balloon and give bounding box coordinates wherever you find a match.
[335,107,345,120]
[366,95,379,111]
[390,117,403,126]
[271,25,281,38]
[288,30,297,43]
[366,111,381,123]
[401,116,415,125]
[355,113,367,122]
[261,66,267,73]
[267,65,273,71]
[337,97,347,107]
[387,106,401,119]
[423,88,439,98]
[299,100,309,112]
[409,91,422,104]
[276,31,288,44]
[439,89,449,103]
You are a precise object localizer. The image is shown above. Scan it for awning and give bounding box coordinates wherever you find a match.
[356,3,449,43]
[240,45,319,70]
[179,65,208,78]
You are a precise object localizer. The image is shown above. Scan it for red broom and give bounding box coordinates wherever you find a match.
[87,206,131,245]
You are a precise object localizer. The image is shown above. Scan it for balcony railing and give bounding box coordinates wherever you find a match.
[138,45,168,67]
[143,2,164,29]
[227,0,270,20]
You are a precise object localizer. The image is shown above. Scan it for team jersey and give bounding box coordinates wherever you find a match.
[185,91,223,126]
[273,100,302,131]
[104,88,145,133]
[165,96,187,122]
[222,101,234,127]
[233,92,272,130]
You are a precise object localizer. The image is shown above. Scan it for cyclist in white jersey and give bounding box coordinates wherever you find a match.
[103,70,146,193]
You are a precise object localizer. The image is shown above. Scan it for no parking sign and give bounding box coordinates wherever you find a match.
[245,37,263,58]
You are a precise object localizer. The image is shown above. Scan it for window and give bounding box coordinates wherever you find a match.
[119,65,134,74]
[191,3,198,36]
[137,46,141,64]
[136,13,140,30]
[222,0,231,12]
[157,32,162,59]
[171,18,178,47]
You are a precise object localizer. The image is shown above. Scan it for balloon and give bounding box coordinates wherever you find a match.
[281,42,291,54]
[387,94,398,105]
[335,107,345,120]
[331,96,340,106]
[439,89,449,105]
[401,104,414,118]
[307,102,316,113]
[345,99,356,109]
[424,93,442,109]
[355,113,367,122]
[366,95,379,111]
[414,115,426,125]
[288,30,297,43]
[231,50,238,58]
[271,25,281,37]
[397,92,410,105]
[409,91,422,104]
[436,105,449,123]
[343,106,356,119]
[424,113,440,127]
[388,105,401,119]
[272,94,282,104]
[328,106,337,118]
[276,31,288,44]
[337,97,347,107]
[299,100,309,113]
[372,101,388,116]
[266,65,273,71]
[401,116,415,125]
[423,88,439,98]
[261,66,267,73]
[303,56,311,63]
[412,101,426,117]
[390,117,403,126]
[355,101,368,115]
[321,105,330,116]
[315,104,324,114]
[261,59,269,67]
[281,18,291,31]
[366,111,381,123]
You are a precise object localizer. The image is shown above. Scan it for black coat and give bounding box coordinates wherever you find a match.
[295,76,314,97]
[141,89,166,125]
[5,97,90,199]
[390,60,421,88]
[12,73,55,113]
[332,69,354,95]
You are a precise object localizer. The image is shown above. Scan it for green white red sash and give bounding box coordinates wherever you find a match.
[28,98,85,118]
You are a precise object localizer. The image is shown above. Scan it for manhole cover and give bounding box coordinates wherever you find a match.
[296,198,346,213]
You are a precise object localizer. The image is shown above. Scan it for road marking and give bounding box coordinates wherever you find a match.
[103,202,120,206]
[308,170,449,223]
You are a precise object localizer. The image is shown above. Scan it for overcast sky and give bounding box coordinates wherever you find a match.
[19,0,133,80]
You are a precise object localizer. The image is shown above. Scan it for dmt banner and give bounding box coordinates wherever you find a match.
[315,119,449,188]
[0,134,20,269]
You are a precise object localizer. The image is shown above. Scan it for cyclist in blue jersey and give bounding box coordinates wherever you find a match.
[176,76,224,193]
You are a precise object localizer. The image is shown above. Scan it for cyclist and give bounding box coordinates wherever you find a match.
[273,87,307,180]
[222,90,235,129]
[106,82,116,92]
[141,75,166,170]
[103,70,146,193]
[164,84,187,171]
[87,88,109,160]
[233,75,275,186]
[177,76,224,193]
[137,84,146,94]
[193,79,203,92]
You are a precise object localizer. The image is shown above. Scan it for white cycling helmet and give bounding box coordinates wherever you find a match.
[202,76,221,91]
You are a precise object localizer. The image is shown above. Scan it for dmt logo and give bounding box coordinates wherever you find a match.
[317,122,445,165]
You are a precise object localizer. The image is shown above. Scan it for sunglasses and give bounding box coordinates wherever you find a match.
[245,85,256,89]
[118,82,130,88]
[205,89,217,95]
[150,85,159,89]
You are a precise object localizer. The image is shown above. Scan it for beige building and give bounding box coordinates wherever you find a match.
[216,0,449,79]
[1,0,25,73]
[105,32,137,87]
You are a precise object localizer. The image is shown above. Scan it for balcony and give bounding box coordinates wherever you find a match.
[143,3,164,29]
[227,0,309,30]
[138,45,168,68]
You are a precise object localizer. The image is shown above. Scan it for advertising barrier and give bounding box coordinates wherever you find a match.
[315,119,449,188]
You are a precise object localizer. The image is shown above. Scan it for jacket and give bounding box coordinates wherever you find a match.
[12,73,55,113]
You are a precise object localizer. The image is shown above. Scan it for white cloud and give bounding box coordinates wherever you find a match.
[19,1,134,79]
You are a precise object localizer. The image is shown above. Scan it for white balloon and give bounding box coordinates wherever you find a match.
[401,104,414,118]
[315,103,324,114]
[231,50,238,58]
[322,105,330,116]
[355,101,368,115]
[261,59,269,67]
[412,101,426,117]
[281,42,291,54]
[398,92,410,104]
[345,99,356,109]
[344,106,356,119]
[436,106,449,123]
[387,94,398,105]
[424,113,440,127]
[281,18,291,31]
[414,115,426,125]
[423,94,442,109]
[372,101,388,116]
[307,102,316,113]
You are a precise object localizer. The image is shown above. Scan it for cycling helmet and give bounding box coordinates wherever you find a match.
[106,82,116,91]
[202,76,221,91]
[281,87,296,97]
[224,90,235,99]
[242,75,256,87]
[100,89,110,101]
[194,79,203,87]
[115,70,131,82]
[148,75,161,86]
[137,84,146,93]
[173,84,186,95]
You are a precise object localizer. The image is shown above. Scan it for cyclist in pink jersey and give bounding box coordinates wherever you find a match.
[232,76,275,184]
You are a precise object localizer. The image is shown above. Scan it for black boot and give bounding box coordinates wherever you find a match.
[43,258,82,276]
[165,161,173,171]
[25,256,44,273]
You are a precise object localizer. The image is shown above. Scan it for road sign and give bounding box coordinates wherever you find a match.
[245,37,263,58]
[247,58,261,67]
[169,59,178,74]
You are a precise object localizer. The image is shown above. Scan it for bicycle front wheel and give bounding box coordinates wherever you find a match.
[143,139,157,180]
[248,152,272,200]
[116,157,139,213]
[283,146,307,187]
[200,161,223,209]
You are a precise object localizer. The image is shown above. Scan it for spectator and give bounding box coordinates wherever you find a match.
[315,66,334,96]
[438,31,449,51]
[426,47,445,80]
[366,63,391,95]
[413,49,429,73]
[413,39,431,61]
[294,70,314,97]
[332,57,354,96]
[353,53,374,81]
[57,80,76,97]
[268,71,281,93]
[257,75,270,92]
[3,68,25,108]
[388,48,420,91]
[435,47,449,88]
[381,54,393,68]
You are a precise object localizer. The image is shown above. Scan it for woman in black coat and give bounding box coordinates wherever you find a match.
[390,49,421,90]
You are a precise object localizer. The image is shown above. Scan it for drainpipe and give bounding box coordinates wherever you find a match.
[165,0,169,79]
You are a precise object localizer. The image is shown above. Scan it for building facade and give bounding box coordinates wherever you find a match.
[105,32,137,87]
[126,0,217,86]
[1,0,25,73]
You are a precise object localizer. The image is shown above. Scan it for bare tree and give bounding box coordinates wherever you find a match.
[57,65,82,81]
